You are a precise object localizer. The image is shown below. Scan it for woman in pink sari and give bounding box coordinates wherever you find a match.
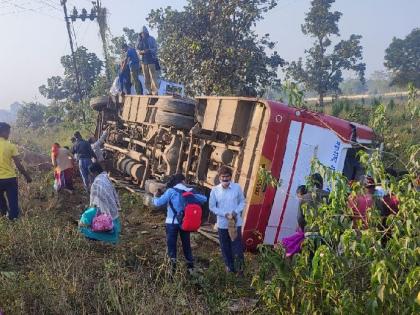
[282,185,308,257]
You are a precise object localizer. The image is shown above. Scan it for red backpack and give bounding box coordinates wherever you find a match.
[169,189,202,232]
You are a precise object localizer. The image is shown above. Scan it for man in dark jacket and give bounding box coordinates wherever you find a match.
[72,131,97,191]
[136,26,159,95]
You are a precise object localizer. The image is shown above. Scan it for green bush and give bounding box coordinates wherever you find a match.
[252,152,420,314]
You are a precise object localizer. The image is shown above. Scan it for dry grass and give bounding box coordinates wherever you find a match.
[0,166,259,314]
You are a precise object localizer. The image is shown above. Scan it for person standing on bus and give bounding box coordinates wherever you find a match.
[137,26,159,95]
[209,166,246,274]
[121,43,142,95]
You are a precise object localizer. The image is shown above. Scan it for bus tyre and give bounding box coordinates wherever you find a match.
[156,98,196,116]
[90,96,108,111]
[155,110,195,129]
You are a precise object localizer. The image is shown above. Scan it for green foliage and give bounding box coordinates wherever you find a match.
[331,100,345,117]
[370,103,388,140]
[39,46,103,102]
[287,0,365,106]
[385,28,420,88]
[15,102,47,128]
[407,83,420,132]
[147,0,284,96]
[258,166,281,188]
[11,122,94,154]
[282,81,306,108]
[339,78,367,95]
[253,153,420,314]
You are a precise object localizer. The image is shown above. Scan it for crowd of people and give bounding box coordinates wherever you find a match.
[1,120,412,275]
[118,26,160,96]
[0,123,247,275]
[283,171,402,257]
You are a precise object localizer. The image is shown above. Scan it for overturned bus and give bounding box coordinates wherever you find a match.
[91,95,374,250]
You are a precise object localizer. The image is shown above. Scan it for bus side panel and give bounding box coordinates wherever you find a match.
[265,122,348,244]
[264,120,304,244]
[242,113,291,250]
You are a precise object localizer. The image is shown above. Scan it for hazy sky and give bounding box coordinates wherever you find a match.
[0,0,418,108]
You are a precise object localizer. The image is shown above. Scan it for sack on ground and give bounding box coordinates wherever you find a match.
[92,208,114,232]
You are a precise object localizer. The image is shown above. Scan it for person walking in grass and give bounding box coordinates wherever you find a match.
[209,166,246,274]
[0,122,32,220]
[153,174,207,272]
[72,131,97,192]
[51,142,74,192]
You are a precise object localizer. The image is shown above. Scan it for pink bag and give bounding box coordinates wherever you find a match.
[91,209,114,232]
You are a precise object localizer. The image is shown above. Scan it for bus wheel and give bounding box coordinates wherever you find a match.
[156,98,196,116]
[90,96,108,111]
[155,110,195,130]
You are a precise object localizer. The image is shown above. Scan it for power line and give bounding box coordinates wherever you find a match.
[31,0,61,11]
[2,0,62,20]
[60,0,83,101]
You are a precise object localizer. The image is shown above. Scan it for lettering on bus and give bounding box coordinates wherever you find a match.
[251,156,271,205]
[329,140,341,170]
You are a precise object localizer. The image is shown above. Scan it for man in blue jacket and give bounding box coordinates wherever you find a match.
[72,131,97,192]
[153,174,207,272]
[137,26,159,95]
[121,43,142,95]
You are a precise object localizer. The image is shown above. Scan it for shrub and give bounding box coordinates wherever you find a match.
[252,152,419,314]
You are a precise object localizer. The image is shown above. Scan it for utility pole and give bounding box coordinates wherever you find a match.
[94,0,113,85]
[67,1,113,85]
[60,0,83,102]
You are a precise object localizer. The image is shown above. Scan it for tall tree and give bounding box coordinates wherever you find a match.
[39,46,103,102]
[384,28,420,88]
[287,0,365,106]
[148,0,284,96]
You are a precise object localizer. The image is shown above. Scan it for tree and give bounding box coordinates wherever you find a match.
[287,0,365,106]
[147,0,284,96]
[39,46,103,102]
[15,102,47,128]
[110,27,139,59]
[384,28,420,88]
[339,78,367,95]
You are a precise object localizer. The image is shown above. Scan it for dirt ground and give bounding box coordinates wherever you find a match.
[46,170,223,273]
[10,163,259,313]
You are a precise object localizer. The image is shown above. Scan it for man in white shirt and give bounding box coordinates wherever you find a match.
[209,165,246,274]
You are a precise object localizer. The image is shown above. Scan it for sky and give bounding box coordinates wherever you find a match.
[0,0,419,109]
